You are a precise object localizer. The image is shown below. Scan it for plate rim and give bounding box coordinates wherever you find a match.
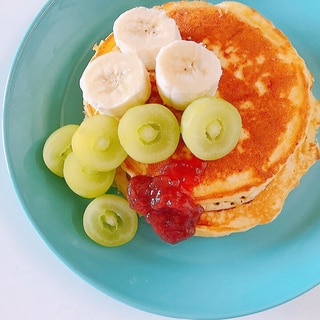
[3,1,320,319]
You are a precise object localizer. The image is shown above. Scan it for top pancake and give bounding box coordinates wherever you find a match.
[119,1,315,210]
[83,1,320,236]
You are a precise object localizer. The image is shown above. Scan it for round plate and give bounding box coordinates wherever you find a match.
[3,0,320,319]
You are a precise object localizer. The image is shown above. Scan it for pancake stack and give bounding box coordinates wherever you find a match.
[83,1,320,237]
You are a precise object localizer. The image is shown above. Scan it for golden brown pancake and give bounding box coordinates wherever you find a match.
[83,1,320,236]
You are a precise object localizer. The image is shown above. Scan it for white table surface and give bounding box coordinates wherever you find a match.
[1,1,320,319]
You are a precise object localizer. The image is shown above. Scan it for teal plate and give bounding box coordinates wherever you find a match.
[3,0,320,319]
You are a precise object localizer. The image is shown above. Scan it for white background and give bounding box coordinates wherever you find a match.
[1,1,320,319]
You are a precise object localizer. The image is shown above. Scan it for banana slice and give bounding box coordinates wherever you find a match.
[113,6,181,70]
[155,40,222,110]
[80,52,151,119]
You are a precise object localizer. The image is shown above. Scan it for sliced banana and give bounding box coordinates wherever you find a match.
[155,40,222,110]
[80,52,151,119]
[113,6,181,70]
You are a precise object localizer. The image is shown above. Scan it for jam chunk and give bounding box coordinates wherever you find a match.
[127,175,204,244]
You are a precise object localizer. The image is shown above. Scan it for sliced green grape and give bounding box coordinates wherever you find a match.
[118,103,180,163]
[181,97,242,160]
[72,115,127,171]
[63,152,115,198]
[83,194,138,247]
[43,124,79,177]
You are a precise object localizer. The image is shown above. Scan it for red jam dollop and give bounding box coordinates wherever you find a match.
[127,159,207,244]
[159,157,208,192]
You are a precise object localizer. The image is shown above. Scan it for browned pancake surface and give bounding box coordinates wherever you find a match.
[122,1,315,210]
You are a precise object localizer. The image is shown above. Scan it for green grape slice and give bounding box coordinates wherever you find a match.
[43,124,79,177]
[118,103,180,163]
[63,152,115,198]
[181,97,242,160]
[83,194,138,247]
[72,115,127,171]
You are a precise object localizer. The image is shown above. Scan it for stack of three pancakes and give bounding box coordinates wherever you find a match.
[83,1,320,237]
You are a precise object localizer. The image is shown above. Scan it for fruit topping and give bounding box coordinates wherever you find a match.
[72,114,127,172]
[79,52,151,118]
[127,175,204,244]
[83,194,138,247]
[181,97,242,160]
[155,40,222,110]
[113,6,181,70]
[42,124,79,177]
[63,152,116,198]
[118,103,180,163]
[159,157,208,192]
[43,6,245,246]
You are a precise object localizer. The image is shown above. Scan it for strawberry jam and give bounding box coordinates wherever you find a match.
[127,159,206,244]
[159,157,208,192]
